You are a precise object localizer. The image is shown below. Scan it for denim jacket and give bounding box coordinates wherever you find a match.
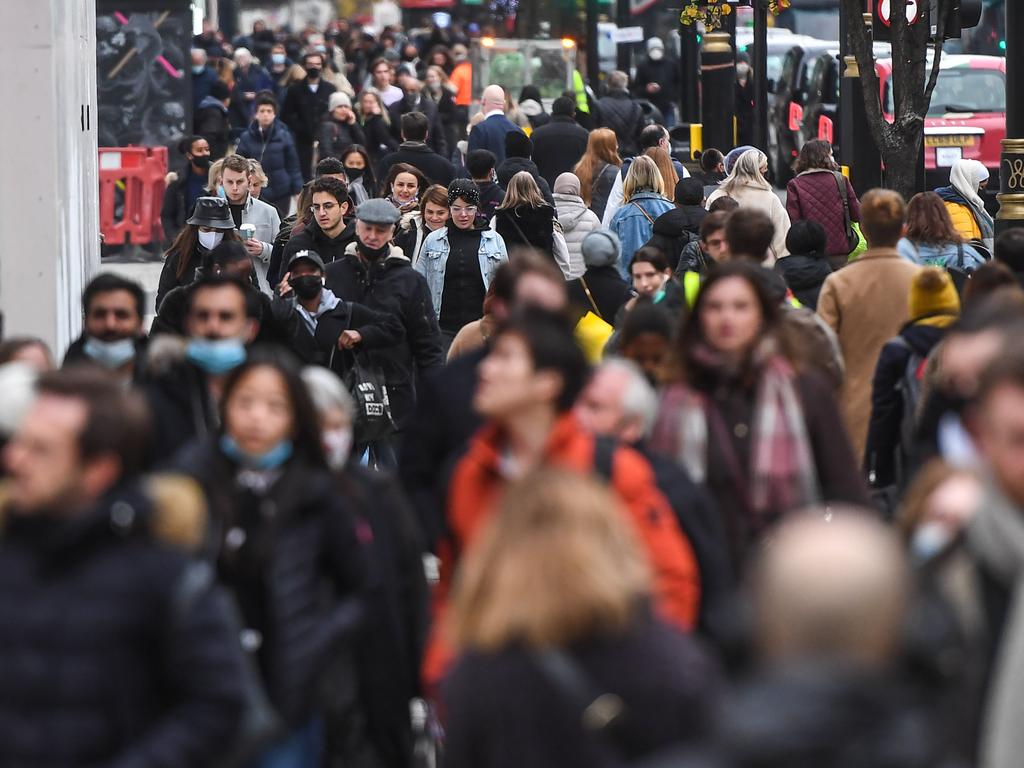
[415,226,509,319]
[609,191,674,278]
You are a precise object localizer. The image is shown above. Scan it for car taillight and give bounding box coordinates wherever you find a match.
[788,102,804,132]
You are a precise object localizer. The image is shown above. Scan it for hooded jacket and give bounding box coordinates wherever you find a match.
[0,483,245,766]
[194,95,231,159]
[648,205,706,272]
[324,243,445,427]
[275,217,357,286]
[708,182,791,263]
[377,141,457,187]
[422,412,702,690]
[774,252,833,310]
[554,192,602,266]
[495,156,555,206]
[234,120,303,202]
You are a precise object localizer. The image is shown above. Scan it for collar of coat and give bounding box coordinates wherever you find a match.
[851,247,903,262]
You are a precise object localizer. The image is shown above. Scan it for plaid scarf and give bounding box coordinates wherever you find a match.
[652,347,819,525]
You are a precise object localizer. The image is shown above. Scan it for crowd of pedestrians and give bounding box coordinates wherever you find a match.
[2,13,1023,768]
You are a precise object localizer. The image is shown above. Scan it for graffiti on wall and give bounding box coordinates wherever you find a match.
[96,9,191,156]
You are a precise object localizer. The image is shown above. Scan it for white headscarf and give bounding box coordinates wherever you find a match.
[949,159,994,251]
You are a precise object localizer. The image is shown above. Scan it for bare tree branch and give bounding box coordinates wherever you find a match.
[842,0,890,148]
[922,0,952,109]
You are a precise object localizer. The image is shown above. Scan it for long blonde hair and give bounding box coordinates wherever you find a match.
[497,171,549,210]
[574,128,622,206]
[644,147,679,199]
[622,155,665,202]
[721,148,772,195]
[447,470,652,652]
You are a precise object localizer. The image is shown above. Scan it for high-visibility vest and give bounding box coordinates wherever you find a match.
[572,70,590,115]
[683,271,701,308]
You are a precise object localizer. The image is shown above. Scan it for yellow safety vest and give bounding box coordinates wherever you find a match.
[572,70,590,115]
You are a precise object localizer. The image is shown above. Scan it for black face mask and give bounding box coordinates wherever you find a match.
[345,166,365,181]
[191,154,212,170]
[306,67,322,80]
[358,238,390,262]
[289,274,323,300]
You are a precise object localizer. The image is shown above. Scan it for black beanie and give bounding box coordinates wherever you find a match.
[505,130,533,159]
[785,219,828,257]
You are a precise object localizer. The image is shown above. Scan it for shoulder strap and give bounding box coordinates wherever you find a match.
[832,171,852,231]
[630,201,656,225]
[957,241,964,269]
[579,276,603,320]
[532,649,625,735]
[592,435,617,482]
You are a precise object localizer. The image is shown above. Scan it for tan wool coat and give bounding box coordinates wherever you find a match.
[816,248,922,461]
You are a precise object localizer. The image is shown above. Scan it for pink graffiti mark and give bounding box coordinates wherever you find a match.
[112,10,183,79]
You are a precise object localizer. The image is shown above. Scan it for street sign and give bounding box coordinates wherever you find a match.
[878,0,920,26]
[612,25,645,43]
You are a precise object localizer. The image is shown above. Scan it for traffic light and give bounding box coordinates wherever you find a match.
[872,0,982,42]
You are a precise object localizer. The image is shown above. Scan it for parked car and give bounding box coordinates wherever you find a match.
[768,38,837,184]
[881,54,1005,191]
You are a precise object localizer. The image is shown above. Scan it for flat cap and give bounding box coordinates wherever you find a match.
[355,198,401,225]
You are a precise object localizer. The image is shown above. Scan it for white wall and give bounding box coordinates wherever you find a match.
[0,0,99,354]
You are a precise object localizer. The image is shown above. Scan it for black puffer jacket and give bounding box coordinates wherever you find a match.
[598,90,644,157]
[774,252,833,310]
[648,206,706,272]
[324,244,445,427]
[0,484,245,767]
[495,204,556,255]
[495,156,555,206]
[142,353,219,465]
[175,442,367,726]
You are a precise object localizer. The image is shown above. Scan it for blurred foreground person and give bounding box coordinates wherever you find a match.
[443,471,716,768]
[722,511,939,768]
[422,310,701,691]
[650,262,867,574]
[174,348,366,767]
[0,368,244,765]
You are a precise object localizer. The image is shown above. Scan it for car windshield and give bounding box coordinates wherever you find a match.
[884,68,1005,115]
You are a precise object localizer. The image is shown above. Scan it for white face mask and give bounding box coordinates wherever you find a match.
[649,47,664,61]
[198,230,224,250]
[323,428,353,470]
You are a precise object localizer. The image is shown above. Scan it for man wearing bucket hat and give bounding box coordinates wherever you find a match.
[156,196,242,310]
[325,199,444,427]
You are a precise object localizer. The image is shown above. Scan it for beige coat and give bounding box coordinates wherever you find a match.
[817,248,921,461]
[706,181,791,264]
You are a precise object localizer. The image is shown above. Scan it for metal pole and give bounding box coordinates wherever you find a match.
[678,17,700,124]
[997,0,1024,233]
[752,0,769,151]
[701,31,735,153]
[617,0,631,72]
[586,0,601,88]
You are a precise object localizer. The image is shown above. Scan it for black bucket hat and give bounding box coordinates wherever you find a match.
[187,196,235,229]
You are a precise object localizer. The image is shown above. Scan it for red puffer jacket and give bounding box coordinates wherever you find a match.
[786,169,862,258]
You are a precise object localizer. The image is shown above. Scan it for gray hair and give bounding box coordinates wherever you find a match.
[608,70,629,91]
[601,357,658,438]
[300,366,355,421]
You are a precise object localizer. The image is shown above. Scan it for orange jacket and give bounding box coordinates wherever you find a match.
[451,61,472,107]
[422,412,701,690]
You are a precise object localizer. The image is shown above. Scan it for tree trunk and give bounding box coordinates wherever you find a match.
[840,0,953,201]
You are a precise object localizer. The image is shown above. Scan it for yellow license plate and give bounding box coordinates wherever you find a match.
[925,135,977,147]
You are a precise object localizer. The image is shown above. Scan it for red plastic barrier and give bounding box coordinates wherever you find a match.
[99,146,168,246]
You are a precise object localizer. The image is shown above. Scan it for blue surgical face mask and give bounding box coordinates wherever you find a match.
[219,434,294,470]
[216,184,226,199]
[192,64,206,75]
[271,53,286,66]
[83,336,136,369]
[186,337,246,375]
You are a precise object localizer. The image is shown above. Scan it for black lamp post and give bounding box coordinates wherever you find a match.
[997,0,1024,233]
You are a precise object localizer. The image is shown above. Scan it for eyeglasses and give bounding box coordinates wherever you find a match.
[451,206,478,215]
[310,203,338,212]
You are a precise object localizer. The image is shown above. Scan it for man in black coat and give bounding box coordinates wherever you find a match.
[143,274,261,463]
[0,367,244,765]
[324,199,445,429]
[387,72,449,160]
[466,149,505,229]
[529,96,590,188]
[271,248,403,366]
[377,111,456,187]
[194,79,232,160]
[599,70,644,158]
[496,131,554,206]
[648,178,707,272]
[633,37,680,127]
[280,51,336,181]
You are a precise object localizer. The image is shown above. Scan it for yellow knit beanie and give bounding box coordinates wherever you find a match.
[909,266,960,321]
